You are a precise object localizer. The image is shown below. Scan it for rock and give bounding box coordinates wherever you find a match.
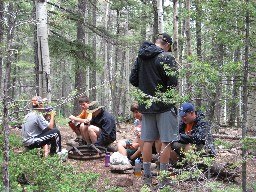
[115,175,134,187]
[110,164,133,171]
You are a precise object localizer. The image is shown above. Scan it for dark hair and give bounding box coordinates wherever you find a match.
[130,102,139,112]
[78,95,90,103]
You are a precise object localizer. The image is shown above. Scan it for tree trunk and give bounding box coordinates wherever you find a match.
[152,0,158,40]
[3,2,16,190]
[173,0,179,61]
[0,0,3,97]
[90,0,97,101]
[229,49,241,127]
[36,0,51,100]
[73,0,87,114]
[157,0,164,33]
[194,0,202,107]
[242,3,249,191]
[33,0,39,95]
[185,0,192,56]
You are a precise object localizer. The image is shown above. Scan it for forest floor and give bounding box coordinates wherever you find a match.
[13,121,256,192]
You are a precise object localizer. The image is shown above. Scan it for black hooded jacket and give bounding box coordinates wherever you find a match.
[129,41,178,113]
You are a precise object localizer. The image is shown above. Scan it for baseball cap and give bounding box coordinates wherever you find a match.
[158,33,173,52]
[178,102,195,117]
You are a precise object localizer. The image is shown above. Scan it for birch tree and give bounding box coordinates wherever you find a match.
[157,0,164,33]
[36,0,51,100]
[173,0,179,61]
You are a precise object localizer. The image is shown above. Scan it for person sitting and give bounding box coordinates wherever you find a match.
[79,101,116,147]
[117,102,143,162]
[117,102,161,163]
[170,102,215,164]
[21,96,61,155]
[68,95,92,145]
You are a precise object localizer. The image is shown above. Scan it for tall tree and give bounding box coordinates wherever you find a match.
[0,0,3,97]
[173,0,179,61]
[242,1,249,191]
[73,0,87,114]
[157,0,164,33]
[36,0,51,100]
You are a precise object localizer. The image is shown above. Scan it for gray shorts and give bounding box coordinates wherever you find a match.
[141,111,179,142]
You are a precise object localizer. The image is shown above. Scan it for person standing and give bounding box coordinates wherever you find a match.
[129,33,179,188]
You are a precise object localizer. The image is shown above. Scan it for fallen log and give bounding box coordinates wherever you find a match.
[212,134,256,140]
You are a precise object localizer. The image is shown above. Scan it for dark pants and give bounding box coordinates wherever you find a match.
[27,128,61,154]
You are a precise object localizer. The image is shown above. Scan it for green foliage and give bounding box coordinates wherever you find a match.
[105,187,124,192]
[248,181,256,191]
[206,181,241,192]
[130,86,184,110]
[214,139,233,150]
[140,185,151,192]
[0,134,99,192]
[175,146,215,181]
[241,137,256,151]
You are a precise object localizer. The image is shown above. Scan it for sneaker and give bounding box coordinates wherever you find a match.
[57,149,68,162]
[143,176,152,187]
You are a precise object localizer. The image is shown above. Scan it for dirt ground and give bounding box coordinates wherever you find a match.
[13,121,256,192]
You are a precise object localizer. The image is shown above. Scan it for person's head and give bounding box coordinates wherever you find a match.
[155,33,173,52]
[78,95,90,110]
[31,96,44,109]
[178,102,196,124]
[130,101,142,120]
[86,101,104,117]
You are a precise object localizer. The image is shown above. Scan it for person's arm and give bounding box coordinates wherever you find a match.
[129,58,140,87]
[69,111,92,123]
[130,147,141,160]
[158,53,178,88]
[48,111,56,129]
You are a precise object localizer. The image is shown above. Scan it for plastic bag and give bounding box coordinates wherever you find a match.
[110,152,130,165]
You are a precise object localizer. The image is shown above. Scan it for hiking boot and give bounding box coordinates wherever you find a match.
[143,176,152,187]
[158,177,174,190]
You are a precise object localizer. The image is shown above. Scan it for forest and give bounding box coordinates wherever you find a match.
[1,0,256,191]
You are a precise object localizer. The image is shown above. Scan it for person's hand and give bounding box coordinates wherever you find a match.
[69,115,75,120]
[50,111,56,117]
[130,143,139,149]
[83,119,90,125]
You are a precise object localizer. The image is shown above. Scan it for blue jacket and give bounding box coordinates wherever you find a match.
[129,41,178,113]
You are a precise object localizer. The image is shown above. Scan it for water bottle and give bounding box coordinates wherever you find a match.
[134,158,142,176]
[105,152,110,167]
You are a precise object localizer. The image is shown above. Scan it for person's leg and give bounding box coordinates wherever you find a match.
[117,139,128,156]
[68,121,81,137]
[79,123,90,143]
[87,125,101,144]
[31,128,62,154]
[157,111,178,188]
[141,114,159,186]
[154,139,161,154]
